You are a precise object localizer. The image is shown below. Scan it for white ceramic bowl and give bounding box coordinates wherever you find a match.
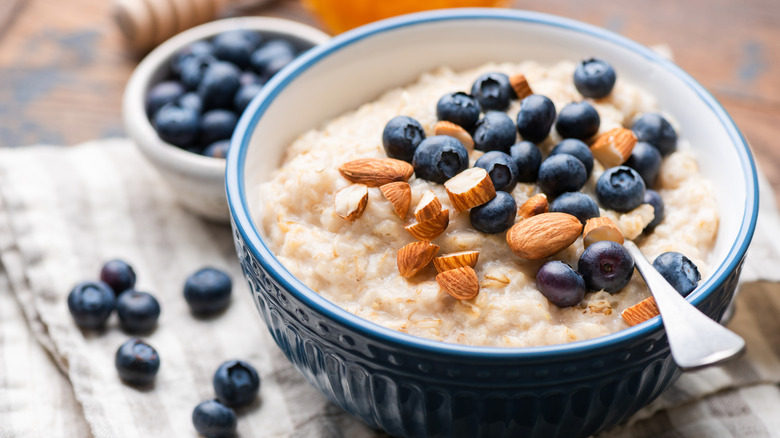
[123,17,330,222]
[226,9,758,437]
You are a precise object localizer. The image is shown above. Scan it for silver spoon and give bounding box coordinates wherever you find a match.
[623,241,745,371]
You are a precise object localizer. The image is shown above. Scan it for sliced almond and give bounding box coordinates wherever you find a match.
[583,216,624,247]
[509,73,533,100]
[334,184,368,221]
[436,266,480,300]
[517,193,548,220]
[339,158,414,187]
[413,190,443,222]
[397,241,439,278]
[433,250,480,273]
[444,168,496,211]
[434,121,475,150]
[404,209,449,241]
[506,212,583,259]
[590,128,637,168]
[621,297,659,326]
[380,181,411,219]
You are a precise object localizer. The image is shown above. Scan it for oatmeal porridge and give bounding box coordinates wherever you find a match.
[255,60,718,348]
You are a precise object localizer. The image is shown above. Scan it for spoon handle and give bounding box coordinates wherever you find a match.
[623,241,745,371]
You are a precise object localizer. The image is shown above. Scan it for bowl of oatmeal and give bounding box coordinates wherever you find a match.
[226,9,758,438]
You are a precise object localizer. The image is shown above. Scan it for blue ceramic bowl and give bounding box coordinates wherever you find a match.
[226,9,758,437]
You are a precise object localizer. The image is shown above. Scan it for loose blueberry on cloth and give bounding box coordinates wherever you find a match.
[2,139,780,437]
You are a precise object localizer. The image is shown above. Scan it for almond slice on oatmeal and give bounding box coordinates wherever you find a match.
[509,73,533,99]
[517,193,548,220]
[444,167,496,211]
[380,181,411,219]
[436,266,479,300]
[405,208,449,241]
[397,241,439,278]
[433,250,479,273]
[590,127,637,168]
[583,216,624,247]
[414,190,443,222]
[339,158,414,187]
[621,296,659,326]
[434,120,475,150]
[334,184,368,221]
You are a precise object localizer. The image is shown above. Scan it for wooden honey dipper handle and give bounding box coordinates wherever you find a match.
[113,0,262,53]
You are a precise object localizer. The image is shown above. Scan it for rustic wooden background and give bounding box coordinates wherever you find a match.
[0,0,777,197]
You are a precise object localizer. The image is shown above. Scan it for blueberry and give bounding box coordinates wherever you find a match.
[550,192,600,225]
[537,154,587,197]
[67,281,115,330]
[536,261,586,307]
[180,54,217,90]
[509,141,542,183]
[200,109,238,145]
[436,92,480,131]
[153,102,200,147]
[412,135,469,184]
[643,189,665,232]
[469,191,517,234]
[178,92,203,114]
[549,138,594,178]
[212,30,260,68]
[239,71,263,86]
[184,267,232,315]
[116,290,160,333]
[250,39,297,80]
[625,141,662,188]
[474,151,519,193]
[595,166,646,212]
[472,111,517,153]
[515,94,556,144]
[573,58,616,98]
[192,399,237,438]
[146,81,186,117]
[100,259,137,295]
[577,240,634,293]
[632,113,677,156]
[555,101,600,140]
[470,72,514,111]
[171,40,214,75]
[213,360,261,407]
[233,83,263,114]
[115,338,160,386]
[382,115,426,163]
[653,252,701,297]
[203,140,230,158]
[197,61,241,110]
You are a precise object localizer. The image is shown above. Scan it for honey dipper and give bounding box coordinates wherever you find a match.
[113,0,271,52]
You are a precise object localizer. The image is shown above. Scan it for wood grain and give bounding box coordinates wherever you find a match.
[0,0,777,204]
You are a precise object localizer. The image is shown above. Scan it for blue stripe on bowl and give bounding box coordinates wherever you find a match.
[226,8,758,360]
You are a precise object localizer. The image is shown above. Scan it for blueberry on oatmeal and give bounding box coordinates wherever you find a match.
[470,72,514,111]
[412,135,469,184]
[573,58,616,99]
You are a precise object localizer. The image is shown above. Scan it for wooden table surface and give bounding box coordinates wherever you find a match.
[0,0,778,199]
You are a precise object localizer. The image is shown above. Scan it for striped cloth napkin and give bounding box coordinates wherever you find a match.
[1,139,779,438]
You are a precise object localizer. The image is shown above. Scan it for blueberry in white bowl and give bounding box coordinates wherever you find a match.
[124,18,329,222]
